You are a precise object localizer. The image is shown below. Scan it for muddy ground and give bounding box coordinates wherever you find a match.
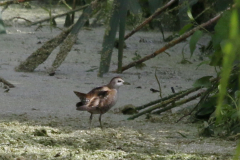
[0,3,237,160]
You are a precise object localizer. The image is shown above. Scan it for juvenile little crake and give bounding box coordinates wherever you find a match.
[74,77,125,128]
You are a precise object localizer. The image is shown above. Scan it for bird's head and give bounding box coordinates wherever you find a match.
[108,77,125,89]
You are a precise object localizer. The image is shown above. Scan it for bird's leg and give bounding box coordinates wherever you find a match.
[99,114,103,129]
[89,113,93,129]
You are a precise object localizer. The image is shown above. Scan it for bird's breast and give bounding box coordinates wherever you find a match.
[109,89,118,105]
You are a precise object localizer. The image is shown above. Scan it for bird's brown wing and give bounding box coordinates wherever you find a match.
[87,90,110,108]
[97,90,109,98]
[75,86,111,112]
[87,86,112,109]
[87,86,109,98]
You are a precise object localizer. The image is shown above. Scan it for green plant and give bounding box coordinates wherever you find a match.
[40,0,56,30]
[186,1,240,158]
[132,51,146,69]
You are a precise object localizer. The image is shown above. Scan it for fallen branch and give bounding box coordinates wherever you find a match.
[136,77,218,112]
[124,0,177,40]
[135,86,201,111]
[152,90,205,114]
[0,76,15,88]
[10,17,32,23]
[128,76,219,120]
[29,4,89,26]
[15,25,73,72]
[16,0,102,73]
[118,7,231,73]
[128,87,203,120]
[176,84,217,122]
[48,0,100,75]
[0,0,31,6]
[175,77,219,122]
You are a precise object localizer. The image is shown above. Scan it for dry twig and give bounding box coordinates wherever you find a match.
[128,87,203,120]
[0,76,15,88]
[135,87,201,111]
[124,0,177,40]
[118,7,232,73]
[29,4,89,26]
[0,0,31,6]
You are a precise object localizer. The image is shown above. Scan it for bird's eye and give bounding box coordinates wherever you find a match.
[118,80,122,83]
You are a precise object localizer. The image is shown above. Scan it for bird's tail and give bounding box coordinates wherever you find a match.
[73,91,86,100]
[74,91,88,111]
[76,102,89,111]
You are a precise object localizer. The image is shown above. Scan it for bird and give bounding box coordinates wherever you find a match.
[74,77,125,129]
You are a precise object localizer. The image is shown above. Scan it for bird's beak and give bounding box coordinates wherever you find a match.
[123,81,130,85]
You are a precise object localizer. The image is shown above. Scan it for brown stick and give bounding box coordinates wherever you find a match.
[0,0,32,6]
[10,17,32,23]
[119,9,229,73]
[29,4,89,26]
[0,76,15,88]
[127,87,203,120]
[152,90,205,114]
[135,86,201,111]
[129,76,219,120]
[176,77,219,122]
[136,77,218,111]
[124,0,177,40]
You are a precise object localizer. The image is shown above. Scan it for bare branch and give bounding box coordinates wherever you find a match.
[118,8,231,73]
[124,0,177,40]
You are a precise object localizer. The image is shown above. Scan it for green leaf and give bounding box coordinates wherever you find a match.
[189,30,203,57]
[179,0,198,13]
[214,11,231,39]
[179,23,193,35]
[195,96,216,118]
[193,76,213,88]
[211,11,240,49]
[187,7,194,21]
[178,0,197,30]
[230,10,239,39]
[234,91,240,100]
[196,60,210,69]
[209,50,223,67]
[216,40,236,119]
